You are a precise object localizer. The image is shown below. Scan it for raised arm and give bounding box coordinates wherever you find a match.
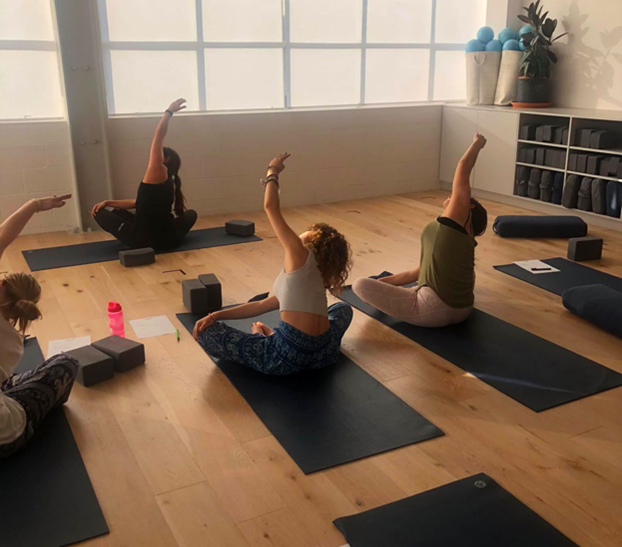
[193,296,279,339]
[263,153,308,273]
[0,195,71,259]
[143,98,186,184]
[443,133,487,226]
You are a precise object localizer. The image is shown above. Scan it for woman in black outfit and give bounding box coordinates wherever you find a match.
[92,98,197,250]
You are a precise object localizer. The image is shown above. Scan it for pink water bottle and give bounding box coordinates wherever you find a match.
[108,301,125,337]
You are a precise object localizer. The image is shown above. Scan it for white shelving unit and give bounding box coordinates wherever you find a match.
[440,104,622,230]
[514,112,622,223]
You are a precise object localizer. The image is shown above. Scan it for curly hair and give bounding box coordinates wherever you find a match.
[305,223,352,295]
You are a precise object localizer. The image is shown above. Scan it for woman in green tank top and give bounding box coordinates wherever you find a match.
[353,134,488,328]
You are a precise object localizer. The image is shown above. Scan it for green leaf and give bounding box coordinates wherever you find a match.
[522,31,535,43]
[518,14,531,24]
[542,19,555,38]
[547,49,558,63]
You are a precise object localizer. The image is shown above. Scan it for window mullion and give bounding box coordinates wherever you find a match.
[427,0,438,101]
[195,0,207,111]
[282,0,291,108]
[360,0,368,105]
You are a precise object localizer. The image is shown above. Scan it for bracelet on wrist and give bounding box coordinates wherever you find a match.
[165,109,174,116]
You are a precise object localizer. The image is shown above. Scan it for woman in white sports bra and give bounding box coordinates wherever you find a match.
[193,153,353,375]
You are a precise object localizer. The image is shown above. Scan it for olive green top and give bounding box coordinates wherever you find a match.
[418,218,476,309]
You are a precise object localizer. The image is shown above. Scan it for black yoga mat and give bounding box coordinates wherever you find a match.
[177,310,444,474]
[22,226,262,271]
[494,257,622,296]
[340,284,622,411]
[333,473,579,547]
[0,338,109,547]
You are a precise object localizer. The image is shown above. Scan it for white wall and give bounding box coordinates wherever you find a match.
[515,0,622,111]
[106,105,442,217]
[0,121,79,234]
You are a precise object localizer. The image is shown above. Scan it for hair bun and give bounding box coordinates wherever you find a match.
[14,299,43,321]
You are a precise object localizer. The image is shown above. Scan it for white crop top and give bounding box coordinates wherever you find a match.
[272,249,328,317]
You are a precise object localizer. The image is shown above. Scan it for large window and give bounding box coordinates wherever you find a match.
[98,0,486,115]
[0,0,65,120]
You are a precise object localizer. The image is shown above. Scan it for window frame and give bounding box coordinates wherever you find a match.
[98,0,472,116]
[0,39,64,121]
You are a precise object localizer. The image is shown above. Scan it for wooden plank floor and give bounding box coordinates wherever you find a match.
[4,189,621,547]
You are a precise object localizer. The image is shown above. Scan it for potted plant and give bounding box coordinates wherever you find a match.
[513,0,567,107]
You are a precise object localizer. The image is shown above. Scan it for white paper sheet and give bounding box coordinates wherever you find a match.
[130,315,177,339]
[513,260,561,274]
[47,336,92,358]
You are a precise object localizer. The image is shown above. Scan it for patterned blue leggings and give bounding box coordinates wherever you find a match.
[0,354,78,459]
[199,302,353,376]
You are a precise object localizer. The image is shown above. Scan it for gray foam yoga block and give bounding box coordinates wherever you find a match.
[92,335,145,373]
[590,129,619,150]
[183,277,221,314]
[66,345,114,387]
[535,126,546,142]
[587,155,606,175]
[225,220,255,236]
[525,148,537,164]
[580,129,595,148]
[519,124,537,140]
[567,236,603,262]
[562,127,569,145]
[542,125,560,143]
[576,154,589,173]
[607,157,620,177]
[535,148,546,165]
[199,273,222,311]
[119,247,155,267]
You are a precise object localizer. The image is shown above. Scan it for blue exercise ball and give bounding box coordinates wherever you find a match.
[477,26,495,44]
[503,39,521,51]
[485,39,502,52]
[466,39,486,53]
[519,24,533,37]
[499,27,518,44]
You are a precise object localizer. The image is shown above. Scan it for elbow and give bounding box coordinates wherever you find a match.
[264,201,278,212]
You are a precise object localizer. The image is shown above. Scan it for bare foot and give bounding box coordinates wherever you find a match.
[251,322,274,336]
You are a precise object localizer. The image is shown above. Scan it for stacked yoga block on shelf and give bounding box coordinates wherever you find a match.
[182,273,222,314]
[515,114,622,220]
[67,336,145,387]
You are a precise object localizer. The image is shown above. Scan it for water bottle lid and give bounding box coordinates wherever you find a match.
[108,301,122,313]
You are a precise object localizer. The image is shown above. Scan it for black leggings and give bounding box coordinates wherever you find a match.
[95,208,197,250]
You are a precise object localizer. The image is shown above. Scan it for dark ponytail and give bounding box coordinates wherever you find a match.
[163,146,186,217]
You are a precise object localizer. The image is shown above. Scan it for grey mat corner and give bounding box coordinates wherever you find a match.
[177,310,444,474]
[0,338,109,547]
[339,284,622,412]
[333,473,579,547]
[494,257,622,296]
[22,226,262,271]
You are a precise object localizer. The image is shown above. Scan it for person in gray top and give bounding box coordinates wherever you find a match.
[193,153,354,376]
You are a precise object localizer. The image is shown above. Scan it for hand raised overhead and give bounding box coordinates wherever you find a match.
[267,152,291,176]
[167,98,187,113]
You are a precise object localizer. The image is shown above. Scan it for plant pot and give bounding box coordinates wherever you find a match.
[512,77,551,108]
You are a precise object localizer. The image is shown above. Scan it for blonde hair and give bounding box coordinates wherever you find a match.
[0,273,42,333]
